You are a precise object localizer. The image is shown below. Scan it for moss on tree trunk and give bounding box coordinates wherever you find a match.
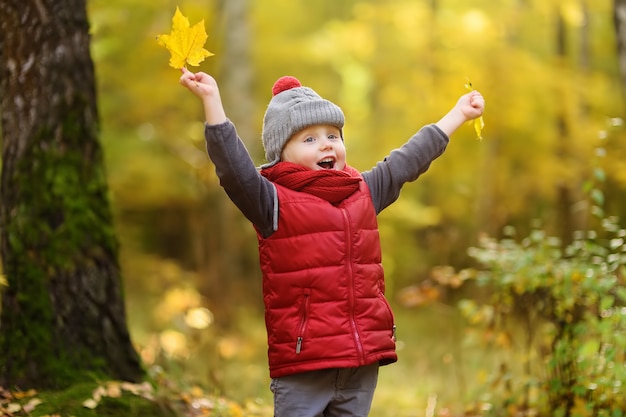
[0,0,143,388]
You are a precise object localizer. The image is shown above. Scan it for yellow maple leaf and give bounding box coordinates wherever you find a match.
[465,78,484,140]
[156,7,214,69]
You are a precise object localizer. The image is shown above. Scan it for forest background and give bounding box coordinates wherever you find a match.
[3,0,626,415]
[93,0,625,413]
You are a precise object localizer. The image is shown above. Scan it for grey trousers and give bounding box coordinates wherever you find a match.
[270,363,379,417]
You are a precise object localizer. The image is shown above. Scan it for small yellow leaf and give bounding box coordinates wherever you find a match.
[106,382,122,398]
[190,386,204,397]
[23,398,43,413]
[13,389,37,399]
[92,385,106,402]
[156,7,214,69]
[465,78,484,140]
[473,115,485,140]
[121,382,139,395]
[82,398,99,409]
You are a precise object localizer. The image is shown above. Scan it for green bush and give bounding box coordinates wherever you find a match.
[458,154,626,416]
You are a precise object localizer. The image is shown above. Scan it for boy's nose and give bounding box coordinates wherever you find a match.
[319,138,332,150]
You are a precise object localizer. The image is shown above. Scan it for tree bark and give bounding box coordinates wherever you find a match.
[0,0,142,388]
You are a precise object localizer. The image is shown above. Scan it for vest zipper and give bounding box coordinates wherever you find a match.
[342,209,365,363]
[296,289,310,354]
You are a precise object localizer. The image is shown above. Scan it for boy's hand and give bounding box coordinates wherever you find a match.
[179,68,227,125]
[458,90,485,121]
[435,90,486,137]
[179,67,219,98]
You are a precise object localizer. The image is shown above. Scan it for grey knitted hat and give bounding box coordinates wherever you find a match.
[261,76,345,168]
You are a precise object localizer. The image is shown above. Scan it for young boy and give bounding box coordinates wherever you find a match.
[179,69,485,417]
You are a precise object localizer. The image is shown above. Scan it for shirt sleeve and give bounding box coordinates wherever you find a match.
[204,120,276,238]
[362,124,449,214]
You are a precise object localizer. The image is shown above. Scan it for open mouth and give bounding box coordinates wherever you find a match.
[317,158,335,169]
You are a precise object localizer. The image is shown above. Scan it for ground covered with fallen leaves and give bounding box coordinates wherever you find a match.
[0,374,272,417]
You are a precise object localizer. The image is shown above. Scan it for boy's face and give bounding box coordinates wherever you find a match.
[281,125,346,171]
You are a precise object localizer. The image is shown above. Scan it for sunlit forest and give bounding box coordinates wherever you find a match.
[2,0,626,415]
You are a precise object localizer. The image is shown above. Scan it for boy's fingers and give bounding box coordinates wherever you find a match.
[179,74,194,88]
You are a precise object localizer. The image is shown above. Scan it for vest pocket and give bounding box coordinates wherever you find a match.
[377,291,396,341]
[296,288,311,354]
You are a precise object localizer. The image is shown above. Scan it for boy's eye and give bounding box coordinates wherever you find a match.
[328,134,339,140]
[304,136,314,143]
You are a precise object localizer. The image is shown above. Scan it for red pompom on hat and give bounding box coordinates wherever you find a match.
[272,76,302,96]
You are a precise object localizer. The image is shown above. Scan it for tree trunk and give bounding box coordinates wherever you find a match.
[554,6,574,249]
[0,0,142,388]
[615,0,626,101]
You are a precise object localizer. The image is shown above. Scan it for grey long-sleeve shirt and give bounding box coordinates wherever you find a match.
[204,120,449,238]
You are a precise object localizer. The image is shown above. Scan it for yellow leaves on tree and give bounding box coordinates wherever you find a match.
[465,79,485,140]
[157,7,214,69]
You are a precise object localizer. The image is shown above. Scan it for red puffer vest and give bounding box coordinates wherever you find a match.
[257,180,398,379]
